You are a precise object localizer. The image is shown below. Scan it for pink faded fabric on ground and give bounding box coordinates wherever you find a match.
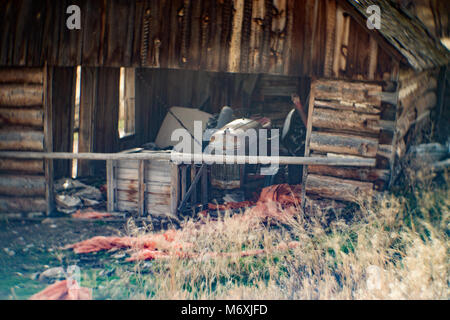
[66,184,303,261]
[71,210,113,219]
[29,280,92,300]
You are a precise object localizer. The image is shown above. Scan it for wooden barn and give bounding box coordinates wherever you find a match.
[0,0,448,217]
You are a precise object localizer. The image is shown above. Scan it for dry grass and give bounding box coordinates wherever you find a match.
[100,173,449,300]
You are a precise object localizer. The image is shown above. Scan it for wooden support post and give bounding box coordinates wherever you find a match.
[170,162,180,217]
[201,165,208,206]
[180,165,187,210]
[138,160,145,217]
[106,159,115,212]
[44,65,54,215]
[301,87,316,208]
[388,67,400,188]
[190,165,197,208]
[78,67,97,177]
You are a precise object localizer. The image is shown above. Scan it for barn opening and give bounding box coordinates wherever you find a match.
[0,0,448,219]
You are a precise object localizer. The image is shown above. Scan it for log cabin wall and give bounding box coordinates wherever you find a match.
[0,68,47,213]
[388,67,440,182]
[302,78,398,202]
[0,0,398,80]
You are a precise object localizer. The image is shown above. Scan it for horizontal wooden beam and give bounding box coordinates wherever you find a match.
[0,174,45,197]
[305,174,374,202]
[0,196,47,213]
[0,158,44,174]
[0,108,44,127]
[0,84,43,106]
[0,151,376,167]
[0,68,44,84]
[0,130,44,151]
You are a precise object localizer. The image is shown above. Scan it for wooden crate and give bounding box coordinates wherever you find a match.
[107,151,178,218]
[108,150,209,218]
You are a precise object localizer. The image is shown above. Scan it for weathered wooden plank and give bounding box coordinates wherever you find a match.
[312,107,380,134]
[57,0,83,66]
[399,78,437,114]
[305,174,374,202]
[0,158,43,174]
[0,151,378,167]
[93,67,120,154]
[0,0,15,65]
[398,72,436,100]
[310,131,378,158]
[307,165,389,183]
[0,129,44,151]
[78,67,97,176]
[117,200,137,212]
[311,0,327,77]
[130,0,145,66]
[107,160,115,212]
[116,159,171,170]
[323,0,336,77]
[44,64,53,215]
[147,193,171,206]
[25,1,46,66]
[368,37,378,80]
[118,199,171,217]
[146,205,172,217]
[104,0,134,66]
[314,99,380,114]
[117,190,138,203]
[190,164,197,206]
[301,87,316,204]
[376,144,394,160]
[248,0,264,73]
[81,0,103,66]
[170,162,180,216]
[51,67,75,179]
[116,179,171,195]
[0,84,43,106]
[0,108,43,127]
[0,196,47,213]
[116,167,171,182]
[116,191,171,206]
[0,174,45,196]
[0,68,43,83]
[239,0,252,73]
[188,0,202,70]
[228,0,245,73]
[180,164,187,200]
[396,107,416,141]
[138,160,145,216]
[271,0,288,74]
[313,80,382,106]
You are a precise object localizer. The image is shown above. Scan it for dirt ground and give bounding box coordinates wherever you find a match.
[0,218,128,300]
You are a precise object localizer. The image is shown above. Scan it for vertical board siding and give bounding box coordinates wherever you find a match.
[51,67,75,178]
[0,0,398,79]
